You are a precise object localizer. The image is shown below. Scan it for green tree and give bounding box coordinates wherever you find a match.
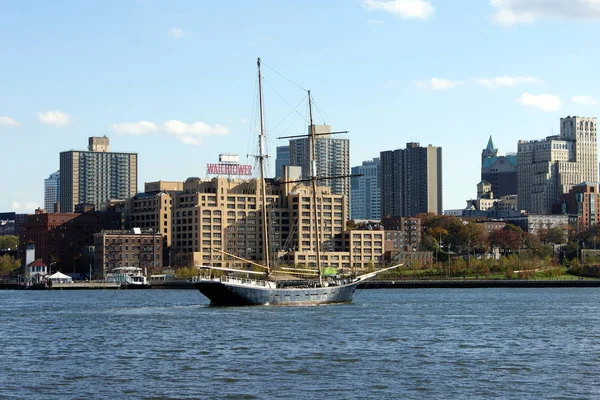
[420,234,438,252]
[451,257,467,277]
[0,236,18,250]
[562,241,578,261]
[175,266,199,279]
[169,248,193,268]
[0,254,21,277]
[465,222,489,256]
[517,269,534,279]
[545,227,566,245]
[472,259,490,279]
[490,227,522,255]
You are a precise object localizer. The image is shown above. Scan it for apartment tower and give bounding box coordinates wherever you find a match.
[59,137,138,212]
[380,142,442,217]
[288,124,350,216]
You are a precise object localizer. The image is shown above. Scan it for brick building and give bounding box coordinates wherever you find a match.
[380,216,422,251]
[93,229,163,278]
[553,183,600,231]
[20,206,121,273]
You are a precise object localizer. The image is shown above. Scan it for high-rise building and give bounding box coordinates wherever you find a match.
[517,116,598,214]
[274,146,290,180]
[350,158,380,220]
[481,136,517,197]
[59,137,138,212]
[288,124,350,216]
[44,171,60,212]
[380,142,442,217]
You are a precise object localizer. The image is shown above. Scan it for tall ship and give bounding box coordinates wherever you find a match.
[195,58,399,306]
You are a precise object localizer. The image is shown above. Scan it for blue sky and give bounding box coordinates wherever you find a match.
[2,0,600,213]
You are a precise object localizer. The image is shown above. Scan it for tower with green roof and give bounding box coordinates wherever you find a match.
[481,135,518,198]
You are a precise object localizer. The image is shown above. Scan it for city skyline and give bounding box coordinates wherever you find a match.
[2,1,600,213]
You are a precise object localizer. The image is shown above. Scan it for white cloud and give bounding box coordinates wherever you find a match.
[476,75,543,88]
[112,121,158,135]
[164,120,229,136]
[362,0,434,20]
[168,27,185,39]
[180,136,200,145]
[240,118,248,125]
[11,200,39,212]
[572,95,599,106]
[38,111,71,127]
[0,116,20,127]
[112,119,229,145]
[491,0,600,26]
[416,78,462,90]
[518,93,561,112]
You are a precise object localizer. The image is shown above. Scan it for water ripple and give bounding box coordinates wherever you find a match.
[0,288,599,399]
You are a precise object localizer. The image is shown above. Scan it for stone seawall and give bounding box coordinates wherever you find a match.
[358,279,600,289]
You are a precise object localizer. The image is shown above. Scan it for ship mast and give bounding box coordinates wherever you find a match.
[307,90,323,286]
[257,58,271,274]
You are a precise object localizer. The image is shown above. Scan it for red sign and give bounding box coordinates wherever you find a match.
[207,163,252,176]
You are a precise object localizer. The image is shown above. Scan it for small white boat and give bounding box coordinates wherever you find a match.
[106,267,151,288]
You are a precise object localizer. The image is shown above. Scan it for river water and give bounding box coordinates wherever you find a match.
[0,288,599,399]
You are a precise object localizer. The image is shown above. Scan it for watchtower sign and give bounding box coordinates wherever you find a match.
[206,153,253,176]
[206,163,252,176]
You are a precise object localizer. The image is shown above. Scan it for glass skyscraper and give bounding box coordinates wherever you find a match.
[44,170,60,212]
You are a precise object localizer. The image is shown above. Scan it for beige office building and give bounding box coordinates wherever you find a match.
[169,174,347,269]
[125,181,184,248]
[167,172,437,271]
[145,181,184,192]
[518,116,598,214]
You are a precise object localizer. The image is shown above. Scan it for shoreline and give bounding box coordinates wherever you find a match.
[3,278,600,290]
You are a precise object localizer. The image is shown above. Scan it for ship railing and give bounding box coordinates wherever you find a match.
[218,275,276,288]
[194,273,276,288]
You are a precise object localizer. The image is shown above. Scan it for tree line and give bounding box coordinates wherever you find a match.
[406,213,600,278]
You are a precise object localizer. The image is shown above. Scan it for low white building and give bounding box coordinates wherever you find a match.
[24,242,47,282]
[47,272,73,284]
